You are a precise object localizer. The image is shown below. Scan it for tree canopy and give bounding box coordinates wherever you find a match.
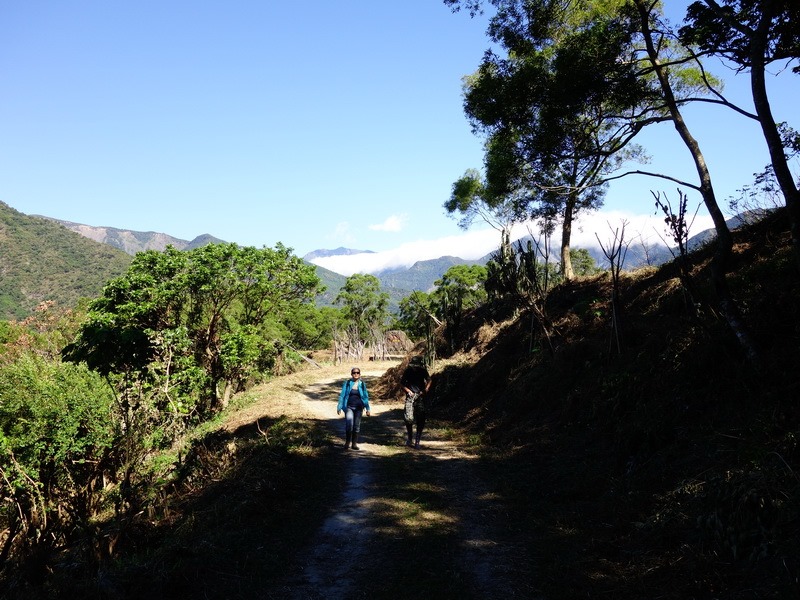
[334,273,390,361]
[63,242,321,413]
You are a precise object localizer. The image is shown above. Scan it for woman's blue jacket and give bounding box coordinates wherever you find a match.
[337,378,370,412]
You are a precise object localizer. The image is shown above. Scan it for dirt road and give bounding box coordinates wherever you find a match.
[253,364,538,600]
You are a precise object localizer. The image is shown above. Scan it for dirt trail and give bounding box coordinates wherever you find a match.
[259,365,537,600]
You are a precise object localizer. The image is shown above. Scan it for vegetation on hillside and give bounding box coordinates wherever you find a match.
[63,243,324,414]
[2,206,797,599]
[0,2,797,597]
[0,202,132,320]
[0,241,334,591]
[418,209,800,598]
[445,0,799,363]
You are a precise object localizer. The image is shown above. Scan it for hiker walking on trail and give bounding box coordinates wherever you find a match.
[401,356,431,448]
[337,367,370,450]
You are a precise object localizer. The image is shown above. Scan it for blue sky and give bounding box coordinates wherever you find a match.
[1,1,797,275]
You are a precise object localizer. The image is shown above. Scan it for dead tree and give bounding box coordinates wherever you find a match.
[653,189,703,316]
[596,220,630,356]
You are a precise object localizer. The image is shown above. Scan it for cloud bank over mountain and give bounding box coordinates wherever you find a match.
[310,228,499,276]
[309,210,716,276]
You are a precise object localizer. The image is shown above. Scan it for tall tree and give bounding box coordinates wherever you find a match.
[432,264,488,320]
[630,0,758,361]
[447,0,759,360]
[679,0,800,270]
[64,243,320,413]
[448,2,662,280]
[396,291,438,341]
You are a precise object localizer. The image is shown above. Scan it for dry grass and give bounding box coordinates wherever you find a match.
[424,209,800,599]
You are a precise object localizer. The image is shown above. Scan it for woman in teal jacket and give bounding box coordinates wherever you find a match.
[337,367,370,450]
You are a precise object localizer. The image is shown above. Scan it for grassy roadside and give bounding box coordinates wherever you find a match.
[125,414,346,599]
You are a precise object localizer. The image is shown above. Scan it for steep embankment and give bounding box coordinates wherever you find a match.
[418,208,800,599]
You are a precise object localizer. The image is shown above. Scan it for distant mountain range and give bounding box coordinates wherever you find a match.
[36,216,226,255]
[303,247,375,261]
[1,200,758,321]
[302,212,758,310]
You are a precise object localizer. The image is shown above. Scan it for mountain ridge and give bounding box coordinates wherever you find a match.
[35,216,225,255]
[302,247,374,261]
[3,201,758,321]
[0,202,133,320]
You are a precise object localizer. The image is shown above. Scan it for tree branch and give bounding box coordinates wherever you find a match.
[601,169,702,192]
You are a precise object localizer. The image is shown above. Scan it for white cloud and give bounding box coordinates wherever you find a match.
[311,228,503,276]
[368,214,408,232]
[312,210,718,276]
[565,210,716,248]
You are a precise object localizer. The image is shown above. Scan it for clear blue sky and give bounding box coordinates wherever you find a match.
[1,1,797,274]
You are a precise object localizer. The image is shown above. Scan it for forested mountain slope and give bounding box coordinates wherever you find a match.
[0,202,132,320]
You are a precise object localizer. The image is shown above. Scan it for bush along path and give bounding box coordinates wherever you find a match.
[261,365,538,600]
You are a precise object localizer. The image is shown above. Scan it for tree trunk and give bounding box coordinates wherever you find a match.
[561,192,576,280]
[635,0,759,364]
[221,380,234,409]
[748,2,800,272]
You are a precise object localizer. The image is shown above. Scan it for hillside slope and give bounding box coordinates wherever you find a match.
[0,202,132,320]
[3,209,795,599]
[378,255,482,291]
[402,207,800,598]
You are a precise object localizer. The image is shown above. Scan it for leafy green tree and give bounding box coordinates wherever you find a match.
[179,242,320,405]
[0,321,12,346]
[447,1,661,280]
[395,291,437,340]
[0,314,117,568]
[432,265,488,319]
[447,0,759,360]
[446,168,518,232]
[64,243,320,414]
[334,274,389,360]
[569,248,603,277]
[282,304,340,350]
[432,264,488,351]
